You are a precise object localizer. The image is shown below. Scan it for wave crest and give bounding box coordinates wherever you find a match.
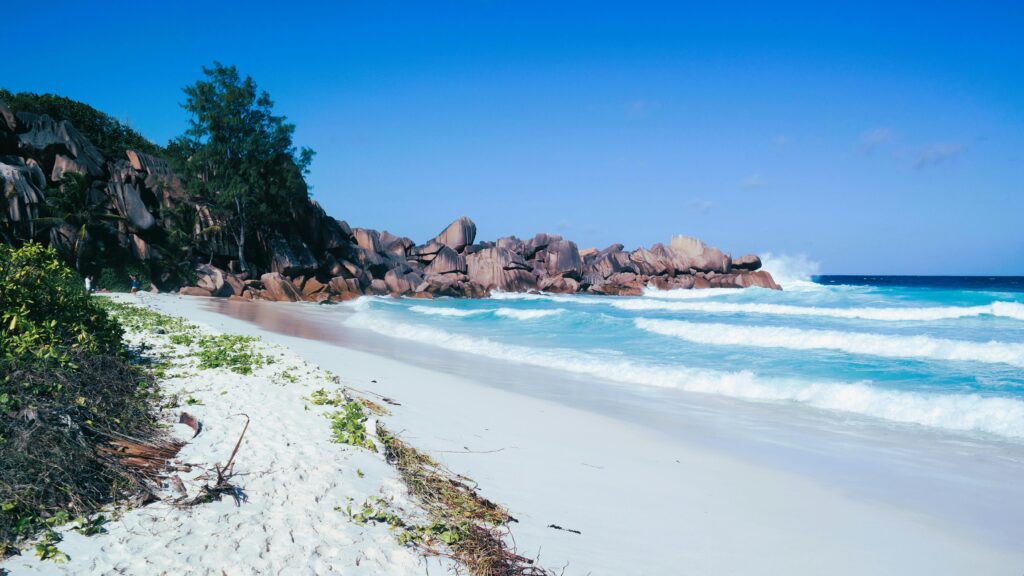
[613,299,1024,322]
[345,312,1024,439]
[635,318,1024,367]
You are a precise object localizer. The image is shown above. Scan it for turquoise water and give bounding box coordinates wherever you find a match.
[341,271,1024,441]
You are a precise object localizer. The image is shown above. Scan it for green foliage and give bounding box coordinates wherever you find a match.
[71,514,107,536]
[33,172,122,272]
[96,299,194,337]
[0,243,122,371]
[0,253,162,559]
[167,62,314,271]
[96,261,152,293]
[328,402,375,450]
[194,334,269,374]
[0,88,162,159]
[350,497,405,528]
[308,388,346,407]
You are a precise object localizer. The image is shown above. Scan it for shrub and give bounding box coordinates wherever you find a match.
[0,244,161,557]
[0,243,122,370]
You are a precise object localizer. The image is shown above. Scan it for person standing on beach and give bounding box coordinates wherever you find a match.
[129,274,139,295]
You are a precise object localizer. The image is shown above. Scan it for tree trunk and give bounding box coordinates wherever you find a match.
[235,197,248,272]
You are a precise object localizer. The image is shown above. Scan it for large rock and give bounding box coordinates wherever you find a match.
[260,272,302,302]
[0,159,46,224]
[496,236,525,255]
[433,216,477,252]
[130,234,152,261]
[106,180,156,231]
[466,247,537,292]
[328,276,361,295]
[523,233,562,260]
[0,101,15,132]
[424,245,467,275]
[268,232,318,276]
[629,247,671,276]
[539,275,580,294]
[180,286,213,297]
[384,268,423,294]
[588,246,634,279]
[732,254,762,271]
[379,230,413,257]
[409,241,445,263]
[668,236,731,273]
[304,200,351,252]
[15,112,104,177]
[196,264,243,297]
[735,270,780,290]
[353,228,382,254]
[544,240,583,279]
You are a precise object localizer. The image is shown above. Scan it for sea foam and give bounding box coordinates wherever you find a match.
[635,318,1024,367]
[408,305,565,320]
[612,299,1024,322]
[345,312,1024,439]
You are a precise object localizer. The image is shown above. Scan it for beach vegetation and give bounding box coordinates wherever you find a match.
[328,401,376,451]
[376,424,551,575]
[0,245,164,560]
[193,334,269,375]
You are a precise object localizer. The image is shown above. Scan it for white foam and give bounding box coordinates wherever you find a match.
[641,287,745,299]
[494,308,566,320]
[345,312,1024,439]
[759,252,822,291]
[612,299,1024,322]
[635,318,1024,367]
[408,305,486,317]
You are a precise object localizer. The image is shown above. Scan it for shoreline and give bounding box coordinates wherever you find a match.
[135,293,1024,575]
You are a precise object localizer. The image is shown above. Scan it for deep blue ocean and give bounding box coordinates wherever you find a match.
[339,262,1024,441]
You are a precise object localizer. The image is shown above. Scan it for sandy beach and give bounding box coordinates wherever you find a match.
[37,292,1015,576]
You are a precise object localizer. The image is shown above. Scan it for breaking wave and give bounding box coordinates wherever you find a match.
[612,299,1024,322]
[345,312,1024,439]
[635,318,1024,367]
[408,305,565,321]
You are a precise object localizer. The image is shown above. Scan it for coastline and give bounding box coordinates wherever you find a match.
[133,293,1024,575]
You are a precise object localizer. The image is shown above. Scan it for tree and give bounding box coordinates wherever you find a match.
[169,63,314,272]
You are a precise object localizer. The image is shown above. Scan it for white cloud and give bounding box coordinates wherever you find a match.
[914,143,963,169]
[860,127,893,153]
[688,199,716,214]
[740,174,765,189]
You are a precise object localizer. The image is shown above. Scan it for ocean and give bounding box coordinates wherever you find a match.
[338,261,1024,442]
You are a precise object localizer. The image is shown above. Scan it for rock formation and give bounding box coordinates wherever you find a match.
[0,95,780,302]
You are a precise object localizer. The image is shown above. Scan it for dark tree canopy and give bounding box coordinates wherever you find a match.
[168,63,314,271]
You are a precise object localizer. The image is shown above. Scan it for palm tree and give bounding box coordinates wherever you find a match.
[33,172,120,271]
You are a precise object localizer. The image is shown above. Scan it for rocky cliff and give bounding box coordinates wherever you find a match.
[0,96,779,301]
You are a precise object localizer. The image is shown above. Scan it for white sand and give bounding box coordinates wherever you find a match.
[3,294,451,576]
[6,293,1023,575]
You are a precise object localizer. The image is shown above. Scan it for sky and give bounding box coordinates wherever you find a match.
[5,1,1023,274]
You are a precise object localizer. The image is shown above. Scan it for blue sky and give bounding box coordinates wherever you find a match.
[5,1,1023,274]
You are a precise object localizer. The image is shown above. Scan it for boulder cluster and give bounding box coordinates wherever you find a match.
[0,100,185,262]
[186,215,780,302]
[0,98,778,301]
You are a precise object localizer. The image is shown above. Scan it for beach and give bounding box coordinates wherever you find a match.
[110,292,1024,574]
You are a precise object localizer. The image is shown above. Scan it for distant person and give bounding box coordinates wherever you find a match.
[130,274,139,295]
[84,275,92,293]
